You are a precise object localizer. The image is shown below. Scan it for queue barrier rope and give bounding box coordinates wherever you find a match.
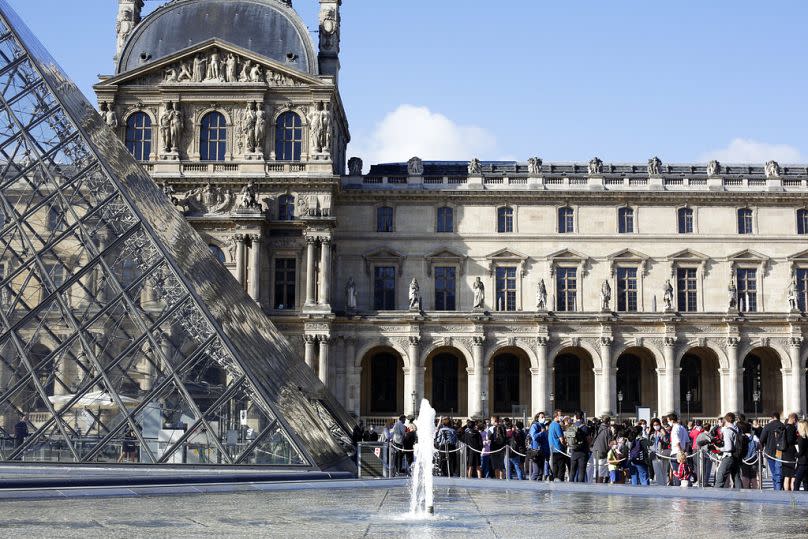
[762,452,798,465]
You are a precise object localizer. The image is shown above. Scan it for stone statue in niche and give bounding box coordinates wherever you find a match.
[528,157,542,175]
[765,160,781,178]
[169,104,183,152]
[728,277,738,310]
[707,160,721,177]
[788,276,798,311]
[308,102,330,154]
[159,102,173,152]
[192,54,206,83]
[348,157,363,176]
[408,278,422,311]
[206,48,222,81]
[472,277,485,310]
[225,53,238,83]
[588,157,603,175]
[345,277,357,311]
[101,102,118,130]
[241,102,258,153]
[468,158,482,175]
[536,279,547,311]
[601,280,612,311]
[239,180,260,209]
[177,62,192,82]
[663,279,674,311]
[648,156,662,176]
[407,156,424,176]
[255,103,266,150]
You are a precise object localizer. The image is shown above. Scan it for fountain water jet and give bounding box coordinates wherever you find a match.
[409,398,437,516]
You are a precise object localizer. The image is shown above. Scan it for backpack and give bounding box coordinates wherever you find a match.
[744,436,758,461]
[565,424,583,452]
[773,424,788,452]
[436,427,457,447]
[509,429,525,451]
[490,424,506,450]
[629,439,647,464]
[731,429,747,460]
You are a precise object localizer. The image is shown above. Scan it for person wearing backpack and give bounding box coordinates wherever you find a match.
[759,411,786,490]
[435,417,458,477]
[506,420,525,480]
[715,413,741,490]
[548,410,568,481]
[527,414,546,481]
[488,416,507,479]
[739,421,759,489]
[782,413,800,491]
[568,411,590,483]
[628,426,650,485]
[591,416,612,483]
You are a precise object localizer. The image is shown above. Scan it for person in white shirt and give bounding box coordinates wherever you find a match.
[391,415,407,476]
[667,412,689,485]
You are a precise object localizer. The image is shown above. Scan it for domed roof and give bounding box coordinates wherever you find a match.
[117,0,317,75]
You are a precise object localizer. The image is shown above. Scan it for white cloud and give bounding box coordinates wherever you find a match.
[349,105,496,167]
[700,138,802,164]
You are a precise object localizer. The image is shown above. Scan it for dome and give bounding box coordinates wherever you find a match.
[117,0,317,75]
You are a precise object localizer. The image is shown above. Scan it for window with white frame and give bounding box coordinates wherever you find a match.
[797,209,808,235]
[495,266,517,311]
[558,207,574,233]
[796,268,808,312]
[497,207,513,233]
[678,207,693,234]
[434,266,456,311]
[616,267,638,312]
[618,207,634,234]
[677,267,698,312]
[737,208,753,235]
[736,268,757,312]
[556,267,577,312]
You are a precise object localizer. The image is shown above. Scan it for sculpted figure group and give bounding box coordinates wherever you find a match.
[163,48,299,87]
[159,101,183,153]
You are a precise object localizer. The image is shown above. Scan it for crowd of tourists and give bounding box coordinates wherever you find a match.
[353,410,808,491]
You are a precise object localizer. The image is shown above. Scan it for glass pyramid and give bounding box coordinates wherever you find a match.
[0,1,355,471]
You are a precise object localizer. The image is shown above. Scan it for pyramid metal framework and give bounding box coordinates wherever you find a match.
[0,1,355,472]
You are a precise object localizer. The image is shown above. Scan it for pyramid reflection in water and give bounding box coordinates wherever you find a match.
[0,1,355,472]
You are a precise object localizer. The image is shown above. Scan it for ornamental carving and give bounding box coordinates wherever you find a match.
[174,183,236,216]
[162,48,302,87]
[764,160,781,178]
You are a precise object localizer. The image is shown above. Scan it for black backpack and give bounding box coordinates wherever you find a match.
[509,430,524,451]
[629,439,647,463]
[490,424,506,450]
[732,430,748,461]
[773,424,788,452]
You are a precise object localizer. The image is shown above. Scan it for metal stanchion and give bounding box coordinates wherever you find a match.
[758,449,763,491]
[460,442,467,479]
[382,442,388,478]
[505,445,511,481]
[698,451,705,488]
[594,450,599,483]
[357,442,363,478]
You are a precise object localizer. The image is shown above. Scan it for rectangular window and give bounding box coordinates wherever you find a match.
[377,207,393,232]
[618,208,634,233]
[738,209,753,234]
[678,208,693,234]
[495,267,517,311]
[436,207,454,233]
[616,267,638,312]
[273,258,296,310]
[373,266,396,310]
[797,269,808,312]
[736,268,757,312]
[558,207,574,233]
[798,210,808,235]
[497,207,513,233]
[556,267,577,312]
[677,268,698,312]
[434,267,456,311]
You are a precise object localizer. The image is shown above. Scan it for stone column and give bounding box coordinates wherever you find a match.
[303,335,317,370]
[247,234,262,302]
[406,337,421,414]
[663,337,677,414]
[598,337,613,416]
[234,233,246,286]
[318,335,330,387]
[531,337,549,414]
[790,337,804,415]
[318,237,332,307]
[304,236,317,306]
[334,337,346,404]
[471,337,486,418]
[725,337,740,414]
[344,337,359,415]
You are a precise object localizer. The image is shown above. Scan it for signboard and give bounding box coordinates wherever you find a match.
[637,407,651,424]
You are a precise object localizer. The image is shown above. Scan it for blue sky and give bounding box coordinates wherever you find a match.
[8,0,808,165]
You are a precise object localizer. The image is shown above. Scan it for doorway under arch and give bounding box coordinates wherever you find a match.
[424,348,468,416]
[552,347,595,415]
[679,347,720,417]
[488,347,531,416]
[742,347,783,415]
[615,348,658,416]
[360,348,404,416]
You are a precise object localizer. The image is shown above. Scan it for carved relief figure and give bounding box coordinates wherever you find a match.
[101,102,118,130]
[348,157,363,176]
[322,103,332,152]
[408,278,422,311]
[473,277,485,309]
[249,63,264,83]
[588,157,603,175]
[209,188,235,214]
[536,279,547,310]
[239,180,259,209]
[407,156,424,176]
[192,54,206,83]
[728,277,738,310]
[308,102,326,154]
[238,59,251,82]
[788,276,798,311]
[648,156,662,176]
[528,157,542,175]
[115,9,134,58]
[164,66,178,83]
[241,102,258,153]
[255,103,266,151]
[345,277,357,311]
[225,53,238,83]
[601,280,612,311]
[320,7,338,51]
[177,62,192,82]
[663,279,674,311]
[159,102,173,151]
[765,160,781,178]
[206,49,222,81]
[707,159,721,176]
[169,105,183,152]
[468,158,482,175]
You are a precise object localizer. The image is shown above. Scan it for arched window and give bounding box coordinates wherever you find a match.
[618,207,634,233]
[497,207,513,233]
[678,207,694,234]
[200,112,227,161]
[558,207,574,233]
[737,208,753,234]
[208,245,226,265]
[278,195,295,221]
[125,112,152,161]
[797,209,808,235]
[275,111,302,161]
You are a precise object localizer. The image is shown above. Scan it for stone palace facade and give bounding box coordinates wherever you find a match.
[93,0,808,422]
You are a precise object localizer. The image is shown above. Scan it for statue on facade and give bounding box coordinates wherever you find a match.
[407,156,424,176]
[308,102,330,154]
[164,66,178,83]
[600,280,612,311]
[101,102,118,130]
[192,54,206,83]
[408,278,422,311]
[206,48,222,81]
[468,158,482,175]
[728,277,738,310]
[115,8,135,60]
[255,103,266,151]
[764,160,781,178]
[169,104,183,152]
[225,53,238,83]
[472,277,485,310]
[241,102,258,153]
[536,279,547,311]
[588,157,603,175]
[348,157,363,176]
[788,276,798,311]
[177,62,192,82]
[239,180,259,209]
[202,183,216,209]
[249,63,264,83]
[707,159,721,177]
[159,102,173,152]
[345,277,357,311]
[527,157,542,175]
[320,7,339,51]
[238,59,251,82]
[663,279,674,311]
[322,103,332,152]
[648,156,662,176]
[209,188,235,214]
